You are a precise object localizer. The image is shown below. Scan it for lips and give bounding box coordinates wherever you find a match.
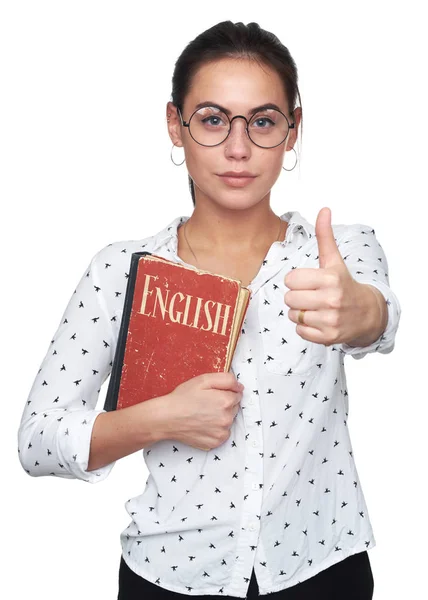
[218,172,256,178]
[217,173,257,187]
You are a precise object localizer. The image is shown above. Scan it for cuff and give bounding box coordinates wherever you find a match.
[57,409,116,483]
[338,280,401,359]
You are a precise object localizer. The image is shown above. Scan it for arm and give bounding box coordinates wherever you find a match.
[18,249,120,482]
[346,284,388,347]
[335,224,401,359]
[87,394,169,472]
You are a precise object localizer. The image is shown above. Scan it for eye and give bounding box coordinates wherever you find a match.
[201,116,226,127]
[252,117,275,128]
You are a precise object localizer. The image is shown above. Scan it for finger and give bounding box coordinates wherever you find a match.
[284,268,332,290]
[289,308,319,327]
[295,322,325,343]
[284,289,321,310]
[316,207,344,270]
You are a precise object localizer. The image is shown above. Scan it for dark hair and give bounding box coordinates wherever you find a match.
[170,20,303,207]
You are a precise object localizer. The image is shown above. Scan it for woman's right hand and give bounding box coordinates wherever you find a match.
[159,372,244,451]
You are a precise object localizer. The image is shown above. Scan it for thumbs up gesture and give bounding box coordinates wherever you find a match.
[284,207,378,346]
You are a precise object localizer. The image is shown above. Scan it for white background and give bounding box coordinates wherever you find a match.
[1,1,425,599]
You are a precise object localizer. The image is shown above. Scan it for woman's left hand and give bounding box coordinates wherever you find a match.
[284,207,376,346]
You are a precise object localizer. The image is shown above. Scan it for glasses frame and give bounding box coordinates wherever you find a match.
[177,105,295,149]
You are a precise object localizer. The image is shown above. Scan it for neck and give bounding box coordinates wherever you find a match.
[182,205,286,256]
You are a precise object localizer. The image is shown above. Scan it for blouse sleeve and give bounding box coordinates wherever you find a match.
[17,247,117,483]
[334,223,401,360]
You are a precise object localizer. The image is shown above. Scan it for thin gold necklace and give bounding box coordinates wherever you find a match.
[182,215,283,286]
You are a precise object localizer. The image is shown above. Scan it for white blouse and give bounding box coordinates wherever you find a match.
[18,210,401,597]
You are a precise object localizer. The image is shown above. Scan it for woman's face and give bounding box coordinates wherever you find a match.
[167,58,301,211]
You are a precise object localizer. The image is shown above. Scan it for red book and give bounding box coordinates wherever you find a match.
[104,252,251,411]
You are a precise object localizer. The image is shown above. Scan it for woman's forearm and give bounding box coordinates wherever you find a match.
[347,284,388,347]
[87,395,169,472]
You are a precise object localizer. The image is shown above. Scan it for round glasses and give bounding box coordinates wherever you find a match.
[178,105,294,149]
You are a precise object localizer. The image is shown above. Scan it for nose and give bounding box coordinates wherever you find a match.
[225,116,251,154]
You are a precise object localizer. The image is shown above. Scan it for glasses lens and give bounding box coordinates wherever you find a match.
[188,106,290,148]
[248,109,290,148]
[189,107,230,146]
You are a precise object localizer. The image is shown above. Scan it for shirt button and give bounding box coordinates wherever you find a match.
[252,483,258,491]
[248,399,254,405]
[251,440,258,447]
[249,523,256,531]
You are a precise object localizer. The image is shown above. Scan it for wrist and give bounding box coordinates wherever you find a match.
[346,284,387,348]
[147,393,174,443]
[366,285,388,335]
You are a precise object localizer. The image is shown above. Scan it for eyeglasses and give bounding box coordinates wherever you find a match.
[177,105,294,149]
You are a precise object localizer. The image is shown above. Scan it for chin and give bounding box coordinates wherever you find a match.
[194,178,267,208]
[215,193,265,211]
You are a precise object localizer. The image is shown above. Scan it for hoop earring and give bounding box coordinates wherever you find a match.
[171,141,186,166]
[282,147,297,171]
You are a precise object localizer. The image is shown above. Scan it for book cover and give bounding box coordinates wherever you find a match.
[103,251,251,412]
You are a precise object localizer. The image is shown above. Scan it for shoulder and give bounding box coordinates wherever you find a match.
[90,215,182,266]
[91,234,159,267]
[84,235,160,296]
[334,222,377,246]
[288,210,365,245]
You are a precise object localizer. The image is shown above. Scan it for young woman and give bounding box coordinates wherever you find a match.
[19,21,401,600]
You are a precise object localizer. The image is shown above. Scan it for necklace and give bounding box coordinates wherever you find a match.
[182,215,283,287]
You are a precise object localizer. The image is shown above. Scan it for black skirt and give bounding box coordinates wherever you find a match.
[117,550,374,599]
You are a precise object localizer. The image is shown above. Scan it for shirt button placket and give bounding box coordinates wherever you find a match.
[230,327,263,595]
[242,387,264,585]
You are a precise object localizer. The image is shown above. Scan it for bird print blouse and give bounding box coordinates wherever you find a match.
[18,210,401,598]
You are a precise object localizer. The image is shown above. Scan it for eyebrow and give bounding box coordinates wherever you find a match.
[193,101,283,115]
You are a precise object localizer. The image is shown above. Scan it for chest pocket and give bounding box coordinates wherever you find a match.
[258,277,326,376]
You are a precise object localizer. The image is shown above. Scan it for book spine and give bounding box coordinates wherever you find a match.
[103,252,153,411]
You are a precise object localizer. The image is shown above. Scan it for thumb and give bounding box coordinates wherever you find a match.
[204,372,244,391]
[316,207,343,269]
